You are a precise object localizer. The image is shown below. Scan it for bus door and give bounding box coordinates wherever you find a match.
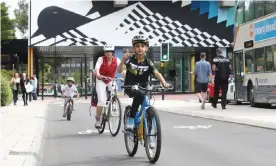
[234,51,245,101]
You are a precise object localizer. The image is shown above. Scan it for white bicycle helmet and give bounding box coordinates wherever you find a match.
[132,35,149,46]
[103,44,115,52]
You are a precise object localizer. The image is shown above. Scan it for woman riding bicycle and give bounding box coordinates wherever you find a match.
[62,77,79,117]
[117,35,169,130]
[94,44,124,128]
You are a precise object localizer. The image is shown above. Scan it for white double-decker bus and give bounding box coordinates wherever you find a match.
[233,0,276,106]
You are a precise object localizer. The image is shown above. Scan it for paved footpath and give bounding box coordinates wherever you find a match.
[0,100,48,166]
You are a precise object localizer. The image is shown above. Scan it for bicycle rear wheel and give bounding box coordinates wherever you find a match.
[108,96,122,137]
[124,106,138,156]
[98,109,106,134]
[144,107,161,163]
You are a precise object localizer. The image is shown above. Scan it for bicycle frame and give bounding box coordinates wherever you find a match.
[103,78,118,115]
[135,94,153,138]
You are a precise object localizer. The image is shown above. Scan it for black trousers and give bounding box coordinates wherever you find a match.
[213,78,228,107]
[29,92,32,102]
[125,89,145,118]
[22,91,28,105]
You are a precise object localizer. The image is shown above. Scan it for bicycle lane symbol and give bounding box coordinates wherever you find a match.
[173,125,212,130]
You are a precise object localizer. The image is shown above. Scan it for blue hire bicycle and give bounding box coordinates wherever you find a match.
[121,84,164,163]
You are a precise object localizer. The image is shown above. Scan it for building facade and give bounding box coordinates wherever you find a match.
[29,0,236,92]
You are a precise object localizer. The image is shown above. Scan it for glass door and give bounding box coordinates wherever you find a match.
[234,51,245,100]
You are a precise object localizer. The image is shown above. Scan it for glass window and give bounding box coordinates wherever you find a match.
[254,1,264,19]
[254,48,265,72]
[265,1,276,15]
[244,0,255,22]
[245,50,254,73]
[266,45,275,71]
[236,2,244,25]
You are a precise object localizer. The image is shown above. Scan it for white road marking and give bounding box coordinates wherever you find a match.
[78,129,109,134]
[173,125,212,129]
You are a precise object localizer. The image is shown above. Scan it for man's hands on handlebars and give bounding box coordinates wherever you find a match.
[162,82,170,89]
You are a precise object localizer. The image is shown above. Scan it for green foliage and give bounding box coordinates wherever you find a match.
[39,63,52,84]
[14,0,28,38]
[1,75,13,106]
[56,75,65,84]
[1,69,14,79]
[1,2,16,40]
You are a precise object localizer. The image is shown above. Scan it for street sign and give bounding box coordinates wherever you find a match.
[160,42,169,61]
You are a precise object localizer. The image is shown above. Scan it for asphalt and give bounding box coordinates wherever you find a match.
[41,103,276,166]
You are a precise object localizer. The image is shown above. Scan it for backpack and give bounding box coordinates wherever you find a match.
[217,58,230,80]
[91,82,98,107]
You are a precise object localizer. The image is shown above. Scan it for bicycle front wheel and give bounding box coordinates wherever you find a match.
[124,106,138,156]
[145,107,162,163]
[66,105,71,121]
[108,96,122,137]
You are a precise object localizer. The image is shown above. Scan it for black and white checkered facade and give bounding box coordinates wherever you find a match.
[116,3,231,47]
[31,2,231,47]
[32,29,107,46]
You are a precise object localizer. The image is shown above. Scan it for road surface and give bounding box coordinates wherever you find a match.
[41,103,276,166]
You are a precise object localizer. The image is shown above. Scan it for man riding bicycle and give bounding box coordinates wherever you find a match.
[117,35,169,130]
[94,44,124,128]
[62,77,79,117]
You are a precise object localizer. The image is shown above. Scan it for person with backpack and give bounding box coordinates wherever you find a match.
[212,48,231,109]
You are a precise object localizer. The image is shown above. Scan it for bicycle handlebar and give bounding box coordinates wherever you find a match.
[121,85,165,91]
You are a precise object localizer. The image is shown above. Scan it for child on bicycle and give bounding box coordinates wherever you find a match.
[117,35,169,130]
[62,77,79,117]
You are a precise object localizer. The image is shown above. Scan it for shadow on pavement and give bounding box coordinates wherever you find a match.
[46,133,111,140]
[47,155,151,166]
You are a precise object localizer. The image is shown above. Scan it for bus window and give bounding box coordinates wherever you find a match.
[245,50,254,73]
[254,1,264,19]
[265,1,276,15]
[236,1,245,25]
[244,0,255,22]
[255,48,265,72]
[266,45,275,72]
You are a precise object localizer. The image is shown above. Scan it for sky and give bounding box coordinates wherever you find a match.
[2,0,26,39]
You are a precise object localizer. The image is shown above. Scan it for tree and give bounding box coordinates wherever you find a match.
[39,63,52,84]
[14,0,28,38]
[1,2,16,40]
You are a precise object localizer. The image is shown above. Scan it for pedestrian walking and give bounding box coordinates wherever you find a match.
[60,82,65,95]
[192,52,212,110]
[20,73,30,106]
[30,76,37,101]
[212,48,231,109]
[33,74,38,95]
[10,73,20,105]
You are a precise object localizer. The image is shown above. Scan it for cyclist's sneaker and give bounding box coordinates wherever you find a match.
[95,121,101,128]
[149,137,155,149]
[95,116,101,128]
[62,113,66,117]
[125,118,134,130]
